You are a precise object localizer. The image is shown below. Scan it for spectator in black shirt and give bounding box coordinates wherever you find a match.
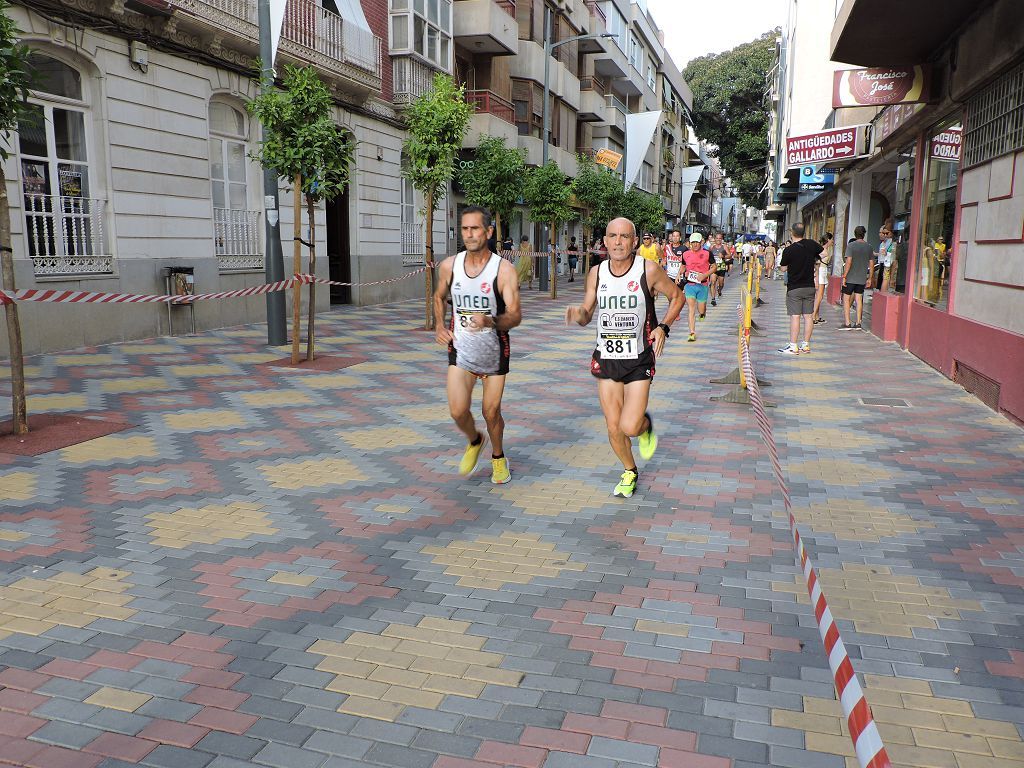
[778,223,823,355]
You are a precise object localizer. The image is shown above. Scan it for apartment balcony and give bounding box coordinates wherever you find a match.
[24,194,113,276]
[578,75,607,122]
[393,57,444,105]
[592,35,628,81]
[508,40,581,110]
[453,0,518,56]
[603,94,627,133]
[518,135,577,177]
[463,89,518,147]
[170,0,382,96]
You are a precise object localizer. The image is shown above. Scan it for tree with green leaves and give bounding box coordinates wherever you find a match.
[621,187,665,242]
[571,154,621,261]
[459,135,525,246]
[402,73,472,328]
[0,0,33,434]
[523,160,572,299]
[248,64,355,364]
[683,29,777,207]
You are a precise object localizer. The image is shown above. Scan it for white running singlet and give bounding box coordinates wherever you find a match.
[450,251,507,375]
[595,256,654,361]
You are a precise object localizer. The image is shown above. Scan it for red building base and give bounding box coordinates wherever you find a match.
[827,276,843,305]
[869,292,901,342]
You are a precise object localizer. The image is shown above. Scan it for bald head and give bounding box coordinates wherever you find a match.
[604,217,638,263]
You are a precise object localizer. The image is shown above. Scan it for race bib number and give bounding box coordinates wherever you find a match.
[600,333,638,360]
[686,270,703,283]
[457,310,488,331]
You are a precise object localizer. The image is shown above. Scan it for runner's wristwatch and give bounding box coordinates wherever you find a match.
[657,323,671,338]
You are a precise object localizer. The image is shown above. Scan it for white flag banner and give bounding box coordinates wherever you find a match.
[269,0,287,66]
[624,111,661,191]
[678,164,705,220]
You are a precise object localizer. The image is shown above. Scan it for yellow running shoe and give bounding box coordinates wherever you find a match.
[491,457,511,484]
[458,433,488,476]
[613,469,638,498]
[638,412,658,460]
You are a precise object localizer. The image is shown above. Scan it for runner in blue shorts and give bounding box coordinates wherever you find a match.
[681,232,713,342]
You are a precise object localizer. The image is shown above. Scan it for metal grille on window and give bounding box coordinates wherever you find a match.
[963,60,1024,169]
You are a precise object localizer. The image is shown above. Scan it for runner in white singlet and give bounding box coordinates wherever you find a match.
[434,207,522,484]
[565,217,685,499]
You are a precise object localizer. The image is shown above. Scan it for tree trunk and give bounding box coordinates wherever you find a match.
[290,174,303,365]
[0,167,27,435]
[495,213,503,250]
[305,194,316,362]
[424,190,435,330]
[549,219,557,300]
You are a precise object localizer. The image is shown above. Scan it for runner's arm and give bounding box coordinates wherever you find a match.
[565,264,599,326]
[491,259,522,332]
[433,257,455,344]
[646,261,684,328]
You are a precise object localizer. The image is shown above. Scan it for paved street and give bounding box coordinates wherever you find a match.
[0,276,1021,768]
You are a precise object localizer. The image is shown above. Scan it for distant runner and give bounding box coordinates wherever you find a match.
[434,206,522,484]
[565,217,684,498]
[664,228,686,290]
[708,232,729,306]
[682,232,713,342]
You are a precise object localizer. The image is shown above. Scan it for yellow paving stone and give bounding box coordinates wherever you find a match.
[381,686,445,708]
[423,532,584,589]
[787,499,935,542]
[316,657,376,678]
[941,715,1021,740]
[665,533,710,544]
[347,632,399,649]
[349,362,405,374]
[954,755,1024,768]
[870,704,947,730]
[884,744,959,768]
[989,740,1024,760]
[771,709,844,736]
[299,374,363,389]
[167,364,235,377]
[381,624,433,642]
[394,404,447,423]
[368,667,429,688]
[85,687,152,712]
[259,458,365,490]
[901,693,975,716]
[240,391,314,407]
[374,503,412,514]
[307,640,361,659]
[225,352,281,363]
[0,617,55,635]
[27,393,91,412]
[146,501,277,548]
[804,732,857,757]
[409,658,470,678]
[394,639,450,660]
[62,436,158,466]
[338,695,406,721]
[422,675,487,698]
[355,648,416,669]
[52,353,118,366]
[0,472,37,502]
[326,676,390,698]
[97,377,170,394]
[267,572,317,587]
[0,527,30,542]
[863,675,935,695]
[914,729,994,755]
[492,478,612,516]
[163,409,248,431]
[635,619,690,638]
[463,666,524,687]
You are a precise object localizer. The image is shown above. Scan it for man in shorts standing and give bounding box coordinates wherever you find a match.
[434,206,522,483]
[778,223,822,355]
[565,217,684,498]
[681,232,713,342]
[840,226,875,330]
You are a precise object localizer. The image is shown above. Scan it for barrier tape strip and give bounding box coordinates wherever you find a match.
[736,303,892,768]
[0,268,430,307]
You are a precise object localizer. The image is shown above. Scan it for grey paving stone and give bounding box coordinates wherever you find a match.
[303,731,373,759]
[734,721,805,748]
[137,698,204,723]
[587,736,659,766]
[544,752,616,768]
[195,732,268,761]
[245,717,315,747]
[28,720,104,748]
[362,743,438,768]
[253,743,327,768]
[142,745,215,768]
[85,709,152,736]
[411,729,480,758]
[348,719,419,746]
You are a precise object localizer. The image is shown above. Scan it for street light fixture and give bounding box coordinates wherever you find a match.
[537,11,616,290]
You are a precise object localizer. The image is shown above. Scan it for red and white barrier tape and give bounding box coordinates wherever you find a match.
[737,303,891,768]
[0,268,429,307]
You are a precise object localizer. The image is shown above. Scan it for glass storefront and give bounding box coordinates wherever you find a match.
[916,117,962,310]
[889,144,916,294]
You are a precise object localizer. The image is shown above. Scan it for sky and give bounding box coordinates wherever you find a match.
[645,0,788,69]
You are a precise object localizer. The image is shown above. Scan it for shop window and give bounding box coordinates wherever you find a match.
[16,52,111,275]
[889,144,916,294]
[916,118,961,310]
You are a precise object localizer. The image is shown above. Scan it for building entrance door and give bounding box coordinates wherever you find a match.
[326,188,351,304]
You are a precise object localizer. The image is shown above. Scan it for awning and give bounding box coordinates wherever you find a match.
[678,165,705,219]
[625,111,662,191]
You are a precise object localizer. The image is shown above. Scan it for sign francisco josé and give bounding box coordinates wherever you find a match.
[786,126,868,167]
[832,65,931,109]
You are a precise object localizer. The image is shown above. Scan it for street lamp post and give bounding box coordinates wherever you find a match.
[539,8,614,291]
[257,0,287,346]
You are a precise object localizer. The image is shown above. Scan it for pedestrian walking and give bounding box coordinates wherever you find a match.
[813,232,833,324]
[764,240,778,279]
[515,235,534,289]
[778,223,822,355]
[567,236,579,282]
[840,226,875,330]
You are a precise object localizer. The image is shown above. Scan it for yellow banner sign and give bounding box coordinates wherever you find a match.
[595,148,623,170]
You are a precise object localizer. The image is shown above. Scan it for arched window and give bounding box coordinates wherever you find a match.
[16,53,108,274]
[208,100,260,268]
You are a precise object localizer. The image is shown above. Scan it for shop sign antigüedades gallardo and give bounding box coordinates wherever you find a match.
[832,65,931,109]
[786,126,868,168]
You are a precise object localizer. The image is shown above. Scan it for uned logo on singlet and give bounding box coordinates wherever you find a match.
[627,281,639,292]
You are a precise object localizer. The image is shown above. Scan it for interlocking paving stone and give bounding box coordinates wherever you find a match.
[0,281,1021,767]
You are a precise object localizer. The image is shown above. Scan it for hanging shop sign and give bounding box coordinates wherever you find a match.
[799,166,836,192]
[871,103,924,151]
[786,126,868,168]
[930,126,962,162]
[832,65,931,109]
[595,148,623,170]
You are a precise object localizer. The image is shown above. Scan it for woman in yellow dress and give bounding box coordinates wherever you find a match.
[515,235,534,289]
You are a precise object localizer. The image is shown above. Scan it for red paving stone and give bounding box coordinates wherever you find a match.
[82,732,159,762]
[188,706,259,734]
[519,727,591,754]
[137,719,210,748]
[475,741,547,768]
